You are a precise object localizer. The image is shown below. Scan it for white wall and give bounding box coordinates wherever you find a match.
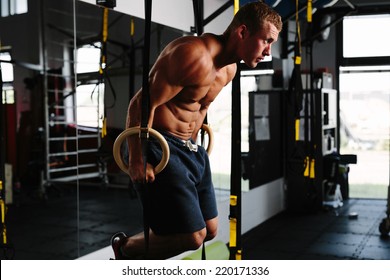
[80,0,234,34]
[216,178,286,244]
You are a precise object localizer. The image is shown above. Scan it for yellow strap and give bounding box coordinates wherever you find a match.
[2,227,7,244]
[229,217,237,247]
[229,195,238,247]
[304,156,309,177]
[101,117,107,138]
[295,0,302,55]
[236,249,242,260]
[0,180,7,244]
[102,8,108,42]
[295,56,301,65]
[233,0,239,14]
[130,18,135,37]
[230,195,237,206]
[310,158,315,178]
[1,199,7,244]
[307,0,312,23]
[100,9,108,75]
[0,199,4,223]
[295,119,300,141]
[304,157,316,178]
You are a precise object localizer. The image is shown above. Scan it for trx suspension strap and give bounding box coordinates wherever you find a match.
[129,17,136,100]
[287,0,304,158]
[192,0,204,35]
[229,0,241,260]
[100,7,109,138]
[192,0,208,153]
[289,0,303,134]
[192,0,207,260]
[305,0,318,208]
[286,0,305,213]
[98,6,118,137]
[140,0,153,257]
[229,65,242,260]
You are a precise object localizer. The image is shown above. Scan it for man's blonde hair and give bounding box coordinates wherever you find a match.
[225,1,282,36]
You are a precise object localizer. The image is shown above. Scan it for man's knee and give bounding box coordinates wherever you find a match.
[182,218,218,250]
[184,228,207,250]
[206,228,217,241]
[206,218,218,241]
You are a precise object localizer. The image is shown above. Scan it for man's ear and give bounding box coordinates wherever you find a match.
[237,24,249,39]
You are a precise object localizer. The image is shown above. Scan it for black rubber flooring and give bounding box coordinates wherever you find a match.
[2,185,389,260]
[243,199,390,260]
[2,184,144,260]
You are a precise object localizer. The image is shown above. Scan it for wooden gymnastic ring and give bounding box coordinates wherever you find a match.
[112,127,170,175]
[201,124,214,155]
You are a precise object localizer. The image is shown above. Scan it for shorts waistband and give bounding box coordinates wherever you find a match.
[157,131,198,152]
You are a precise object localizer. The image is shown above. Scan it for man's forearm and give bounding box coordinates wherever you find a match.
[126,93,143,163]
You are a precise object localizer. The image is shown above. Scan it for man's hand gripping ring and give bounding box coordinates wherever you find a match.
[201,124,214,155]
[113,127,170,175]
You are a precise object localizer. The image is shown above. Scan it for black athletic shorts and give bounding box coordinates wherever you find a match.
[135,131,218,235]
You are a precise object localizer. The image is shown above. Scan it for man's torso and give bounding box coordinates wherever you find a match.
[151,34,237,140]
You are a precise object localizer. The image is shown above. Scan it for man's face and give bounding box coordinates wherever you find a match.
[241,21,279,68]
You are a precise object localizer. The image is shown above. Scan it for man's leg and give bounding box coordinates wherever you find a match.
[120,228,206,259]
[118,217,218,259]
[205,217,218,241]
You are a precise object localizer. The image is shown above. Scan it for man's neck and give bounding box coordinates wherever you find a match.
[214,33,240,68]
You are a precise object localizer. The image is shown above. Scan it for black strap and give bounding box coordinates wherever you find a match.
[141,0,152,130]
[140,0,153,258]
[192,0,204,35]
[192,0,208,158]
[288,42,303,119]
[193,1,207,261]
[229,63,242,259]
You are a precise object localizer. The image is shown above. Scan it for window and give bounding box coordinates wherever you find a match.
[1,87,14,104]
[75,83,104,128]
[343,14,390,58]
[1,0,28,17]
[73,43,104,128]
[340,67,390,150]
[339,15,390,199]
[0,52,14,82]
[1,52,15,104]
[76,43,101,74]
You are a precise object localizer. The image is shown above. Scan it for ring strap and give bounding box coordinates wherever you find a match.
[140,0,153,257]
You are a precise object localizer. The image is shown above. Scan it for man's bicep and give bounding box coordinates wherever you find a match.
[148,68,183,109]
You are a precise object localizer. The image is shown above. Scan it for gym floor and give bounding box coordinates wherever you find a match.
[2,183,389,260]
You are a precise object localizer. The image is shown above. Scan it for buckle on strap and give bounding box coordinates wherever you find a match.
[139,127,149,139]
[183,140,198,152]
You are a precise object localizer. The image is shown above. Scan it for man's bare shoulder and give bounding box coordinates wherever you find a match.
[171,35,204,44]
[153,36,214,84]
[164,35,209,55]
